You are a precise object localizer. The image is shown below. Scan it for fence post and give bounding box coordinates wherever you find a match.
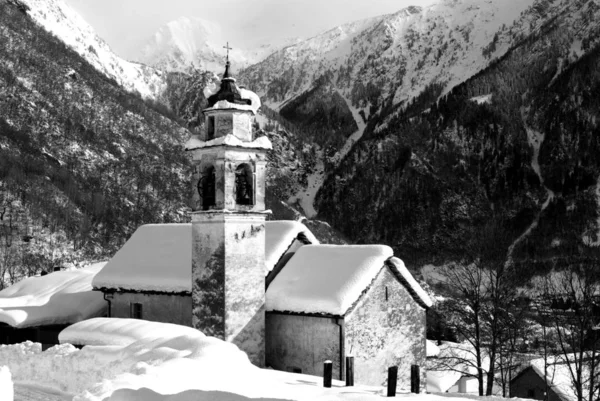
[323,360,333,388]
[387,366,398,397]
[346,356,354,386]
[411,365,420,394]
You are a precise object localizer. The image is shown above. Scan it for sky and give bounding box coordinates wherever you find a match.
[63,0,437,60]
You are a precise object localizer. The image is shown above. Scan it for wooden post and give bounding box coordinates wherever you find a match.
[323,360,333,388]
[346,356,354,386]
[387,366,398,397]
[411,365,421,394]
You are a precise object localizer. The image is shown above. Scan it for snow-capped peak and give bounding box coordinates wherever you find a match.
[20,0,166,99]
[137,17,300,73]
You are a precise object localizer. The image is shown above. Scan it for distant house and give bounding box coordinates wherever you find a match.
[0,263,107,349]
[511,357,583,401]
[266,248,431,387]
[91,221,318,326]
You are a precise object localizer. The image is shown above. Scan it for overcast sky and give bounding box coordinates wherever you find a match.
[64,0,437,60]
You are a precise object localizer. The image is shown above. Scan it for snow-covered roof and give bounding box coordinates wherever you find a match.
[0,262,107,328]
[265,220,319,273]
[185,134,272,151]
[93,221,317,293]
[387,257,433,308]
[266,244,394,316]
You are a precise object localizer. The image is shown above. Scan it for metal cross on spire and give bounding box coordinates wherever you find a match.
[223,42,232,62]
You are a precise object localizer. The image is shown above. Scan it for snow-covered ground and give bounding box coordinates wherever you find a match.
[1,365,14,401]
[2,318,431,401]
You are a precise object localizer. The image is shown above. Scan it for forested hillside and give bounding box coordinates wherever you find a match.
[0,1,191,284]
[317,12,600,273]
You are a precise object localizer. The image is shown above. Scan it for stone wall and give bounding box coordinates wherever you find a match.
[110,292,192,326]
[266,313,342,379]
[345,267,427,390]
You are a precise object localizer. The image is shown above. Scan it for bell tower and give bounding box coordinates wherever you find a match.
[185,58,270,366]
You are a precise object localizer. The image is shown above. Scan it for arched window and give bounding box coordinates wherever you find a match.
[197,166,216,210]
[235,164,254,206]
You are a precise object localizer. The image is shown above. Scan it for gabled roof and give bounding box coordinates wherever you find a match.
[0,263,107,328]
[265,244,394,316]
[92,221,318,293]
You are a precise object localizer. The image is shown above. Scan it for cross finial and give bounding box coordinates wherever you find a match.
[223,42,233,62]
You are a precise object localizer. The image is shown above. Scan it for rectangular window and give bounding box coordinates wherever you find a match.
[130,302,143,319]
[527,389,535,398]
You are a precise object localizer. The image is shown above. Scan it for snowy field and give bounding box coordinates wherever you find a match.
[0,318,525,401]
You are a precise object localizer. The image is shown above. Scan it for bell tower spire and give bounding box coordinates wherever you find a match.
[185,57,270,367]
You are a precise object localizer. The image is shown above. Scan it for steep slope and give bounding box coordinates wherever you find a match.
[137,17,298,73]
[0,0,190,284]
[316,0,600,274]
[19,0,166,99]
[238,0,540,216]
[241,0,537,111]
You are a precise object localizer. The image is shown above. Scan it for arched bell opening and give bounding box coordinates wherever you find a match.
[235,163,254,206]
[197,165,216,211]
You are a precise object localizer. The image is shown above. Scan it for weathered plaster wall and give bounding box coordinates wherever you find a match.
[110,292,192,326]
[192,212,266,366]
[232,113,252,141]
[266,313,342,379]
[510,368,562,401]
[345,267,427,390]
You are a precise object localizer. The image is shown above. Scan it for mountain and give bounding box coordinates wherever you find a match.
[240,0,600,274]
[314,0,600,272]
[136,17,299,73]
[18,0,166,99]
[0,0,191,284]
[237,0,540,218]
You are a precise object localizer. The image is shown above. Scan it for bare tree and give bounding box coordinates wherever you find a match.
[534,251,600,401]
[432,218,523,396]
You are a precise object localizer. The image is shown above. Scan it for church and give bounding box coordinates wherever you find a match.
[91,59,432,389]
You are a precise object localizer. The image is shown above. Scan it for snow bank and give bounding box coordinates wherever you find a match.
[266,244,393,315]
[93,222,317,292]
[0,262,107,328]
[185,134,272,151]
[388,257,433,307]
[0,366,13,401]
[2,319,390,401]
[59,318,206,346]
[265,221,319,273]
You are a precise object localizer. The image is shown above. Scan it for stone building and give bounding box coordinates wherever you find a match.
[92,60,431,389]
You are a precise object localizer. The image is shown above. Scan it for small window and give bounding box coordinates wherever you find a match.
[290,367,302,374]
[207,116,215,140]
[130,303,143,319]
[385,286,389,301]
